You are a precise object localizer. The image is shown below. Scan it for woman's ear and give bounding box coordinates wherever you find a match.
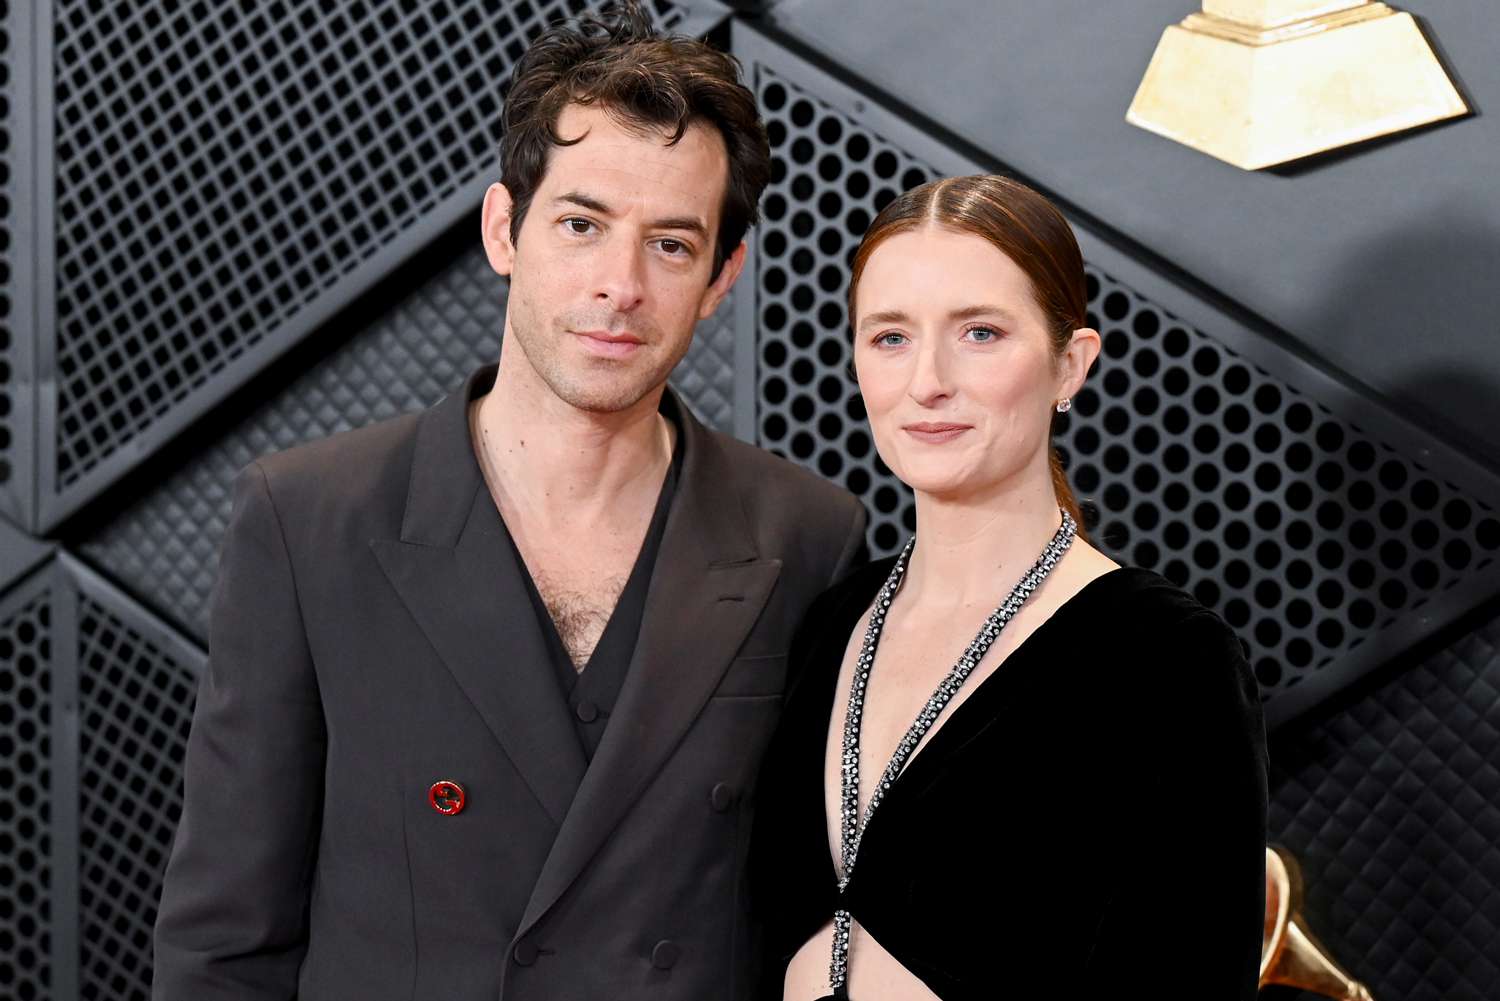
[1059,327,1101,401]
[481,183,517,277]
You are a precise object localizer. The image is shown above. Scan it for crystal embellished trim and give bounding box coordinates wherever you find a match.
[826,510,1078,995]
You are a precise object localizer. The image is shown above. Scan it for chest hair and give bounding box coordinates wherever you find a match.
[532,566,630,671]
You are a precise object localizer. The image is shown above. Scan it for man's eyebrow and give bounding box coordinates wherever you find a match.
[554,191,613,215]
[649,216,709,238]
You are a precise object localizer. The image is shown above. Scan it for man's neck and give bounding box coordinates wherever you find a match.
[471,340,674,532]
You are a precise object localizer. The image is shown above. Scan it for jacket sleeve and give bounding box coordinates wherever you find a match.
[153,461,327,1001]
[1081,610,1269,999]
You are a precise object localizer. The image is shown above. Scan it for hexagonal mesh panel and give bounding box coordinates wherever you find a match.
[49,0,682,490]
[0,589,53,1001]
[1268,610,1500,1001]
[750,66,1500,703]
[76,595,198,1001]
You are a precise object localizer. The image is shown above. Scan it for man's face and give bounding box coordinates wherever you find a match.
[482,103,743,413]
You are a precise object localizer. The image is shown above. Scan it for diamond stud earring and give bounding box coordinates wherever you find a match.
[1055,398,1072,414]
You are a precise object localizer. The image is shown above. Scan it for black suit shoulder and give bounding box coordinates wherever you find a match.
[249,410,424,549]
[708,428,868,587]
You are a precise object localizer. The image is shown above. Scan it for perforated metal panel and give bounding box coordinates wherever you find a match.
[1058,271,1500,698]
[42,0,694,526]
[72,578,200,1001]
[736,24,1500,726]
[0,578,54,1001]
[1268,609,1500,1001]
[752,66,933,554]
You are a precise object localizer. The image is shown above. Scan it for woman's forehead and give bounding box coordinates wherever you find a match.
[857,227,1040,321]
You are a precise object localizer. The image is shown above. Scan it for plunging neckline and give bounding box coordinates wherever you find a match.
[820,564,1128,887]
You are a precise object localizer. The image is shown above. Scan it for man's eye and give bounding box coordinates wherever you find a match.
[563,217,595,235]
[876,332,908,347]
[657,238,688,256]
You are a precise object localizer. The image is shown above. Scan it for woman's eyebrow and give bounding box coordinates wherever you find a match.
[948,303,1019,325]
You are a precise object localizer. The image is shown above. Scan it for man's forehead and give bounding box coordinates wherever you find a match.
[539,104,729,214]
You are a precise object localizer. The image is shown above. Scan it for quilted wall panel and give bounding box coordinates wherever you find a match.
[1268,607,1500,1001]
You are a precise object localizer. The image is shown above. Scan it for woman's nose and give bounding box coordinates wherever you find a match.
[907,339,953,406]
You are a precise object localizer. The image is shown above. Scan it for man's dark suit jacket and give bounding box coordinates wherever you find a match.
[152,365,867,1001]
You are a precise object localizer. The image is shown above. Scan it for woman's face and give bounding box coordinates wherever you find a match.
[852,226,1088,503]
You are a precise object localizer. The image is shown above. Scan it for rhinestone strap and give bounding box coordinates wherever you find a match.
[827,510,1077,995]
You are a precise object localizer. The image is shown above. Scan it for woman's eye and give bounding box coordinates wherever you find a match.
[964,325,1000,343]
[563,217,595,235]
[876,332,908,347]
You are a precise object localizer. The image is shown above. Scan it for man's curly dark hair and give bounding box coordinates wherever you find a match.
[499,2,771,282]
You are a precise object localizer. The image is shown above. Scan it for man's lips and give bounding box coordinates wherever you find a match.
[574,329,644,358]
[902,422,972,443]
[575,329,643,344]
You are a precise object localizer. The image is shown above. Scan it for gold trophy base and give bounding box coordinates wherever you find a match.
[1126,3,1468,169]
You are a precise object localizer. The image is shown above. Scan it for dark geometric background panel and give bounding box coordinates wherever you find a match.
[0,579,54,1001]
[1268,609,1500,1001]
[80,247,506,640]
[0,0,23,526]
[745,40,1500,714]
[80,246,736,641]
[73,584,199,1001]
[46,0,686,519]
[1057,271,1500,704]
[752,65,934,555]
[677,285,739,435]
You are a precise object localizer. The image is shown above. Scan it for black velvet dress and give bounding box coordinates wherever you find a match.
[750,559,1269,1001]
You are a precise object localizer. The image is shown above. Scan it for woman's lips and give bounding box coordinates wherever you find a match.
[902,422,972,444]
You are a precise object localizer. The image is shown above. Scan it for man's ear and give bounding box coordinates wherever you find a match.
[481,183,518,277]
[697,240,747,321]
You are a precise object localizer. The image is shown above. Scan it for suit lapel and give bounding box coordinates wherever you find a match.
[518,393,781,935]
[369,367,586,826]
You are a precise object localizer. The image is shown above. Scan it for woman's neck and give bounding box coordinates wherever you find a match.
[901,475,1066,612]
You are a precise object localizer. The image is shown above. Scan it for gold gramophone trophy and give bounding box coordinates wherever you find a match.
[1261,846,1375,1000]
[1127,1,1469,169]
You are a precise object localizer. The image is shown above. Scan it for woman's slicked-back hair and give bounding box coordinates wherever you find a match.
[848,175,1091,528]
[499,1,770,282]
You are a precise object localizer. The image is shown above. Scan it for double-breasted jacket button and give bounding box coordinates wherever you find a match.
[428,780,466,816]
[651,939,681,970]
[513,940,539,966]
[575,700,600,723]
[709,782,736,813]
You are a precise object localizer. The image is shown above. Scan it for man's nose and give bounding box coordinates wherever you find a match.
[594,238,646,314]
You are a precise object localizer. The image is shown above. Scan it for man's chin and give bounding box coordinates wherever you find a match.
[545,373,666,415]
